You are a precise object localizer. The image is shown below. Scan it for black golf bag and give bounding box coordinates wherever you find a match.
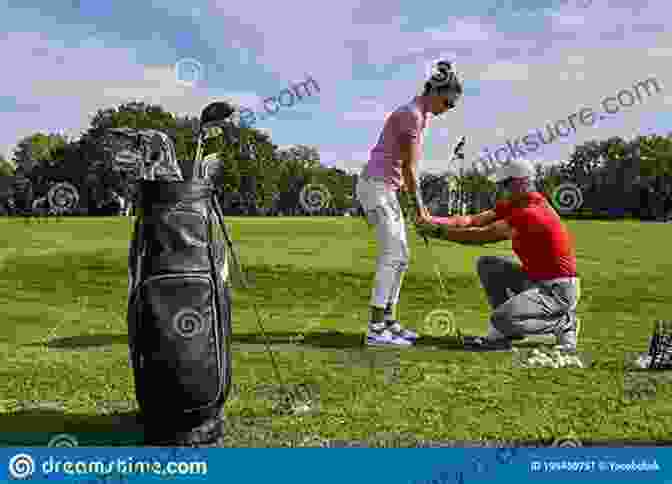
[127,179,232,445]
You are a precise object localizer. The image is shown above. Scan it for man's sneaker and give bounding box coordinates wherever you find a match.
[386,320,419,340]
[554,312,580,352]
[463,336,513,351]
[367,324,413,346]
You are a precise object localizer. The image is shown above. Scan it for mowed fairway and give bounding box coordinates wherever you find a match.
[1,216,671,446]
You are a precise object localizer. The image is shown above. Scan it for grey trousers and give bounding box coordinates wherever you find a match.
[476,256,580,337]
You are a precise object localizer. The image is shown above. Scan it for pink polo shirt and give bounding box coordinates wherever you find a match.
[365,98,427,191]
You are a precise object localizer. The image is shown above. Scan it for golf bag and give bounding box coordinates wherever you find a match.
[127,179,232,445]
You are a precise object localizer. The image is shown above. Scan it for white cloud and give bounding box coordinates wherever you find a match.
[647,47,672,58]
[1,0,670,172]
[478,61,530,81]
[566,55,585,65]
[553,14,587,27]
[424,19,491,42]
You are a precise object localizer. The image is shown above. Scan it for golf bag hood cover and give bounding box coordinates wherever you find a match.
[127,180,232,443]
[106,127,184,182]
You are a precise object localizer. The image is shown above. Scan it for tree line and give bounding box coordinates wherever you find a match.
[0,100,670,219]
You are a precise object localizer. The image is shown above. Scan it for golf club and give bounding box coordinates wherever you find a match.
[196,103,304,407]
[193,102,236,180]
[415,135,467,324]
[417,134,466,248]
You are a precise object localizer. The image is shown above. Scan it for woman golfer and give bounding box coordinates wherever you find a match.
[356,60,463,346]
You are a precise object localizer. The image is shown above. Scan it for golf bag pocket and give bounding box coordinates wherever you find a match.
[127,181,232,427]
[129,274,224,414]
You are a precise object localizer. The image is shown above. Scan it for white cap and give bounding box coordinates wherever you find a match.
[491,159,535,182]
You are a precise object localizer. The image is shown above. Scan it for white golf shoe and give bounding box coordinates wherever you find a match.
[386,320,419,341]
[366,323,413,346]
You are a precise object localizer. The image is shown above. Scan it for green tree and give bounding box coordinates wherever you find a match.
[11,133,67,174]
[277,145,321,170]
[0,154,15,177]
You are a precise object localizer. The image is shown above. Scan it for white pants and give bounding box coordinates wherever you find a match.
[356,174,409,308]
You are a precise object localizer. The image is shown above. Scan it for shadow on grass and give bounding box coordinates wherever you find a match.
[0,409,144,446]
[28,331,546,354]
[24,334,128,349]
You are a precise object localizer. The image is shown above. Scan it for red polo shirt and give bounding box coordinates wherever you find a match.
[495,192,577,281]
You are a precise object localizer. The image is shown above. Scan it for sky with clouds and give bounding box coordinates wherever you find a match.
[0,0,669,175]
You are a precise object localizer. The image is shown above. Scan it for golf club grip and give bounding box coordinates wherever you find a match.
[430,216,462,226]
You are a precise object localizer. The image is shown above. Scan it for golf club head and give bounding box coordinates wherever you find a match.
[195,102,237,152]
[105,128,183,181]
[451,135,466,162]
[200,102,235,126]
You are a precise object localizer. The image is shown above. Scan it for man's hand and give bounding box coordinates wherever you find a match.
[416,205,432,225]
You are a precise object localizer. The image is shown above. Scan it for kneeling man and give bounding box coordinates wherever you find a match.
[417,159,580,351]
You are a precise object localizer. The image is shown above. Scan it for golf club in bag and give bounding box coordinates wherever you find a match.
[193,103,300,410]
[126,105,238,445]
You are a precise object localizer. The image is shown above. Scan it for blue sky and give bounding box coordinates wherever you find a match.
[0,0,669,174]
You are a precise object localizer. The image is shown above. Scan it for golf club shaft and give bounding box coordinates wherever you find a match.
[212,184,289,393]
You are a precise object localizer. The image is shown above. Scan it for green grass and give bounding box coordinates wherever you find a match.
[1,216,671,446]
